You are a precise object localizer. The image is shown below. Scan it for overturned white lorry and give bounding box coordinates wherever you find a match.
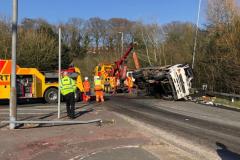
[132,64,193,100]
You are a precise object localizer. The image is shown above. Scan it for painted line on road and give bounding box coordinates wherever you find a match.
[0,112,55,115]
[0,108,58,111]
[69,145,140,160]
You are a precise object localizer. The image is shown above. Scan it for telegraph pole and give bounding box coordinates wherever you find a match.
[9,0,18,129]
[58,27,61,119]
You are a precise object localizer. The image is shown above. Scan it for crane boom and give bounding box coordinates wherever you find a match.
[113,43,134,77]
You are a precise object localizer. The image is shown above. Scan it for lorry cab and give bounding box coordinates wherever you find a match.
[168,64,193,99]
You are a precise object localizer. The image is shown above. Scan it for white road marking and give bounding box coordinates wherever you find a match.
[0,108,60,111]
[0,112,54,115]
[69,145,140,160]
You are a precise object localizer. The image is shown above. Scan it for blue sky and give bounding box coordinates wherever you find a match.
[0,0,208,25]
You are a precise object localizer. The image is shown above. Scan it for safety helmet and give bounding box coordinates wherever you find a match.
[94,76,100,80]
[63,71,68,76]
[85,77,88,81]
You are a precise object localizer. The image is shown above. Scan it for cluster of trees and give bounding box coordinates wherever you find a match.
[195,0,240,93]
[0,0,239,94]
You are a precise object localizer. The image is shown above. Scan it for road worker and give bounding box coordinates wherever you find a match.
[126,75,134,93]
[104,77,111,93]
[110,77,117,94]
[83,77,91,102]
[60,71,76,119]
[94,76,104,102]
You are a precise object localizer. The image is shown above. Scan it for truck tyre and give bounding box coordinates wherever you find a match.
[44,88,58,103]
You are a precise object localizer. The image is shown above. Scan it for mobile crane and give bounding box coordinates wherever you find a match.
[94,42,137,92]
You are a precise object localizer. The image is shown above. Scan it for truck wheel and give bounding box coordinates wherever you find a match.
[44,88,58,103]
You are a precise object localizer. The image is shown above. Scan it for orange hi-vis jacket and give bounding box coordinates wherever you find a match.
[127,77,133,88]
[83,80,91,92]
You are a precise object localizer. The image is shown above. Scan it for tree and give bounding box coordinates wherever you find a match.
[163,22,195,65]
[0,15,11,59]
[196,0,240,93]
[87,17,108,54]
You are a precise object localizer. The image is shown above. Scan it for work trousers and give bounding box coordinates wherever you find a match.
[104,84,111,93]
[64,92,75,119]
[96,90,104,102]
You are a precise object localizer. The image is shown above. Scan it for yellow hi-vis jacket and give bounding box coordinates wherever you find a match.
[60,76,76,95]
[94,79,103,91]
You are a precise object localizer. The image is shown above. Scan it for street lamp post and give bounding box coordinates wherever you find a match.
[192,0,202,69]
[58,27,61,119]
[10,0,18,129]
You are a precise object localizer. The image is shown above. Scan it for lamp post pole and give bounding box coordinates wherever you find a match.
[58,27,61,119]
[9,0,18,129]
[192,0,202,69]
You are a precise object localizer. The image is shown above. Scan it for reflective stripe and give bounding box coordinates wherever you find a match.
[61,78,72,85]
[95,85,103,91]
[0,60,6,74]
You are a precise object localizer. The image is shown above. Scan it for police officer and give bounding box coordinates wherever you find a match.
[60,71,76,119]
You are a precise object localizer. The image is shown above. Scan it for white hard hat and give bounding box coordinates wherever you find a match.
[94,76,100,80]
[63,71,68,76]
[85,77,88,80]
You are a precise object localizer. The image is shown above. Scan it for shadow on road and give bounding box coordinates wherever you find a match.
[216,142,240,160]
[75,108,94,118]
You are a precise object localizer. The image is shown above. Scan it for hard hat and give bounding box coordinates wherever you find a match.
[63,71,68,76]
[94,76,100,80]
[85,77,88,80]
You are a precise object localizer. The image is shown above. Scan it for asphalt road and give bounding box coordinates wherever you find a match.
[105,96,240,160]
[1,97,240,160]
[0,101,86,128]
[0,100,162,160]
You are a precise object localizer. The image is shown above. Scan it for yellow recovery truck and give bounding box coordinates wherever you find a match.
[94,63,115,92]
[0,59,84,103]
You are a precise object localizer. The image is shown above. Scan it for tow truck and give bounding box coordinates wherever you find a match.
[0,59,84,103]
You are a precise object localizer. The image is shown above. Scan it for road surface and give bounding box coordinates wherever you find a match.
[1,96,240,160]
[105,96,240,160]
